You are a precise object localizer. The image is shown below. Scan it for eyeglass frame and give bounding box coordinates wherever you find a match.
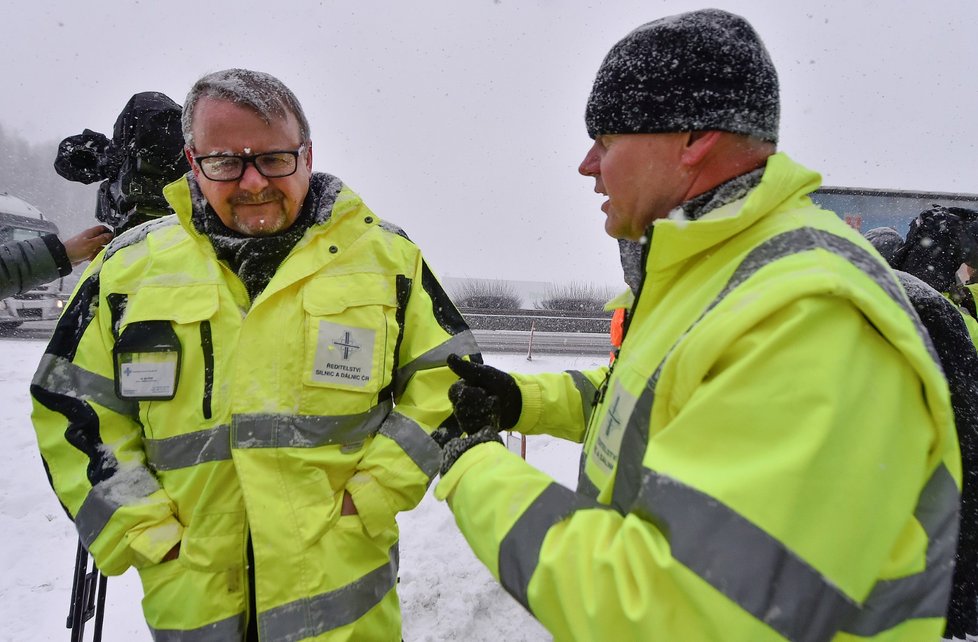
[192,144,308,182]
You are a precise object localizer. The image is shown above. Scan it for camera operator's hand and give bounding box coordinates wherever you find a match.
[63,225,113,265]
[446,354,522,430]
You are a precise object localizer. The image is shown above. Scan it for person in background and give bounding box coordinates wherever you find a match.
[0,224,112,299]
[434,9,960,640]
[867,205,978,344]
[31,68,477,641]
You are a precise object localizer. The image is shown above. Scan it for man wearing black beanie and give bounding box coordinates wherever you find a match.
[437,9,962,641]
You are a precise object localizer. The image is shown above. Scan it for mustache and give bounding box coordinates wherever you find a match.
[230,189,283,205]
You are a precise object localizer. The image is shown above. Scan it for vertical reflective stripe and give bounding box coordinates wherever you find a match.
[634,469,858,642]
[842,464,959,635]
[259,546,398,640]
[32,353,138,418]
[610,373,658,513]
[75,465,162,547]
[497,483,610,611]
[144,425,232,471]
[566,370,597,427]
[392,330,481,398]
[149,613,245,641]
[378,412,442,478]
[611,228,937,513]
[232,401,392,449]
[576,466,600,499]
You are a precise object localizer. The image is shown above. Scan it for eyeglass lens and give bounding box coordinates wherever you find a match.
[200,152,298,180]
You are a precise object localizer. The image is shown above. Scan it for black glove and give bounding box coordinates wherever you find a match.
[446,353,522,430]
[431,380,501,448]
[439,427,503,476]
[437,358,511,475]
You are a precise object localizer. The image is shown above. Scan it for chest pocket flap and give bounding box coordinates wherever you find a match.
[302,273,397,315]
[122,284,220,325]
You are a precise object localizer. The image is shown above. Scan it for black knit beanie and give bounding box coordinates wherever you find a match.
[585,8,780,143]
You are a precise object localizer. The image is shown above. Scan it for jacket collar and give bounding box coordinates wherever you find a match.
[643,152,822,274]
[163,171,345,243]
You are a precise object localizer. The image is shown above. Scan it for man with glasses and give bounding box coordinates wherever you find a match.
[31,68,478,641]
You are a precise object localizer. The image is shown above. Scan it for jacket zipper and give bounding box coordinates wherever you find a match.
[200,320,214,420]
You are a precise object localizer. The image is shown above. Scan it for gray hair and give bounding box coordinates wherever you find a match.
[182,68,311,148]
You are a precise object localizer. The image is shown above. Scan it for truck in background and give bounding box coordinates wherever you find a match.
[0,192,67,331]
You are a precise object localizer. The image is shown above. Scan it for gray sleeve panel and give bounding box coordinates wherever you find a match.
[0,236,60,299]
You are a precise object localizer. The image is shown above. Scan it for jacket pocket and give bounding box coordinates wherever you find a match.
[119,284,220,438]
[301,273,397,396]
[291,467,344,549]
[179,509,246,572]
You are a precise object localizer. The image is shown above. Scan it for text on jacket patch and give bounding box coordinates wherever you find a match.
[591,381,637,477]
[312,321,376,388]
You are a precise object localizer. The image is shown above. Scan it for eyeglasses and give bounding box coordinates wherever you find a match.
[193,144,306,182]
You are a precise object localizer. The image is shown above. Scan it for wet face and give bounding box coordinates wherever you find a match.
[578,132,689,241]
[188,97,312,236]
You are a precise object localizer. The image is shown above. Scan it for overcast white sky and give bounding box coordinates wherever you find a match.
[2,0,977,287]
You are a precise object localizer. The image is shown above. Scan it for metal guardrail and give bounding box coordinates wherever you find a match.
[459,307,613,334]
[472,329,612,356]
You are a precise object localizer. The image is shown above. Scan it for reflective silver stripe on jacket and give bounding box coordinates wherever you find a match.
[32,353,138,418]
[631,464,958,641]
[231,401,392,449]
[148,613,245,642]
[144,426,232,472]
[566,370,598,428]
[378,412,442,478]
[143,403,396,470]
[609,227,935,514]
[497,483,611,611]
[75,465,162,547]
[841,464,959,636]
[258,546,399,640]
[392,330,481,398]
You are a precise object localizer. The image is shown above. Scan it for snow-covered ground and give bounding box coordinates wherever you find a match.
[0,338,605,641]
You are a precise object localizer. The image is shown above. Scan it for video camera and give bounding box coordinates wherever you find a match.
[54,91,189,234]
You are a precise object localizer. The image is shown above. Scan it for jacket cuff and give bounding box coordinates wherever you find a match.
[435,440,507,502]
[511,374,542,432]
[346,472,396,538]
[41,233,72,276]
[128,516,184,567]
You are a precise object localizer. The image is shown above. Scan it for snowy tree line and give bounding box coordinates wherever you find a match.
[0,124,99,235]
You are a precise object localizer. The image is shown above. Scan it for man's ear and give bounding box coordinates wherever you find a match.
[304,141,313,170]
[680,130,722,166]
[184,147,199,176]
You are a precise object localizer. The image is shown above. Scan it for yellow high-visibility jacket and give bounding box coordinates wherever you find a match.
[437,153,961,641]
[32,172,478,640]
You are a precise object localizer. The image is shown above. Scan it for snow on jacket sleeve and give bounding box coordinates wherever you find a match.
[346,254,480,537]
[0,234,71,299]
[30,257,182,576]
[437,295,947,641]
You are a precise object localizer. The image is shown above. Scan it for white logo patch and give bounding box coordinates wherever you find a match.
[591,382,638,478]
[312,321,375,387]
